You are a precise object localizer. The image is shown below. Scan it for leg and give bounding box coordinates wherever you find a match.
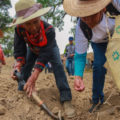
[21,47,38,82]
[91,42,107,104]
[50,46,72,102]
[69,59,72,75]
[71,59,74,75]
[45,67,47,74]
[65,59,70,75]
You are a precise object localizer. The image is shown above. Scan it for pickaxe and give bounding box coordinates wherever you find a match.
[14,70,64,120]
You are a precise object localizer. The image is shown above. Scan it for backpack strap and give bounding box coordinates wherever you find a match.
[80,19,93,41]
[106,3,120,16]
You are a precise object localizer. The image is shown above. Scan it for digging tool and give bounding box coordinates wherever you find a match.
[14,70,64,120]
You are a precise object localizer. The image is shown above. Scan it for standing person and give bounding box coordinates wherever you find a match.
[11,0,75,118]
[0,30,5,73]
[0,45,6,73]
[64,37,75,76]
[63,0,120,112]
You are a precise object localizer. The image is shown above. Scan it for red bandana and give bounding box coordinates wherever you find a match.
[25,21,47,47]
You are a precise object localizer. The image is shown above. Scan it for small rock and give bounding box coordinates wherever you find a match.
[45,82,50,86]
[0,104,6,115]
[51,95,57,101]
[40,111,44,116]
[51,84,54,87]
[52,107,59,114]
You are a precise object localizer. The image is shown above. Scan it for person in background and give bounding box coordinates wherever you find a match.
[64,37,75,76]
[0,45,6,73]
[63,0,120,112]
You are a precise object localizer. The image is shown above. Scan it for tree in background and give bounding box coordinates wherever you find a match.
[37,0,76,33]
[0,0,12,30]
[0,0,13,56]
[0,0,77,56]
[0,28,14,57]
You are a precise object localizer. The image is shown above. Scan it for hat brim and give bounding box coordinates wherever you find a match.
[9,7,51,27]
[63,0,111,17]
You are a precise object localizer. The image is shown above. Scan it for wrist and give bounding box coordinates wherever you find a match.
[32,69,40,81]
[14,61,23,70]
[75,76,83,80]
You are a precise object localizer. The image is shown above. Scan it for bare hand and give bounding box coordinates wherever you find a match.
[24,76,36,97]
[24,69,40,97]
[11,62,22,80]
[74,76,85,91]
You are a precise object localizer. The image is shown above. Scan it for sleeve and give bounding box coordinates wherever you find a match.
[64,45,67,57]
[74,52,87,77]
[14,27,27,64]
[34,25,56,72]
[112,0,120,12]
[75,18,89,54]
[74,18,88,77]
[34,49,50,72]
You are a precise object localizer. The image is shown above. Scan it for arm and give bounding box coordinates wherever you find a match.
[63,45,68,60]
[24,24,56,97]
[12,27,27,80]
[74,18,88,91]
[14,27,27,64]
[74,52,87,77]
[112,0,120,12]
[34,25,56,72]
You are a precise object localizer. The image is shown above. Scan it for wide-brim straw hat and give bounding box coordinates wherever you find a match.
[10,0,51,27]
[63,0,112,17]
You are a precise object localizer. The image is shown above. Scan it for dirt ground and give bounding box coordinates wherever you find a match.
[0,57,120,120]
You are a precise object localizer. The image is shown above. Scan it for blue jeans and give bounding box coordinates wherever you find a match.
[91,42,107,104]
[21,46,72,102]
[65,58,74,75]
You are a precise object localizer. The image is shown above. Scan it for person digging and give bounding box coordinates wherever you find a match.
[11,0,75,118]
[63,0,120,113]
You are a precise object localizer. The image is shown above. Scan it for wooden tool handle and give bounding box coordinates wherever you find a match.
[32,92,43,105]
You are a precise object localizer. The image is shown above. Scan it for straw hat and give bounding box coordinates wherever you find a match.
[63,0,111,17]
[10,0,51,26]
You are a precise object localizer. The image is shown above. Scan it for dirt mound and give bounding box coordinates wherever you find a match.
[0,57,120,120]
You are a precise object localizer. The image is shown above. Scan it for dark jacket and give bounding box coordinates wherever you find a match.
[14,20,57,71]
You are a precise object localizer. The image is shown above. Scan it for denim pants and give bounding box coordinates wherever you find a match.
[91,42,107,104]
[21,46,72,102]
[65,58,74,75]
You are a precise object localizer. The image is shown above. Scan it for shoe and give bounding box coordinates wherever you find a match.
[63,101,76,118]
[89,103,98,113]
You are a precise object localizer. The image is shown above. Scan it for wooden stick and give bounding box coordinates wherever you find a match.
[104,91,114,106]
[96,112,99,120]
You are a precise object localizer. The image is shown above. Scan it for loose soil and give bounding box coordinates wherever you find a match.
[0,57,120,120]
